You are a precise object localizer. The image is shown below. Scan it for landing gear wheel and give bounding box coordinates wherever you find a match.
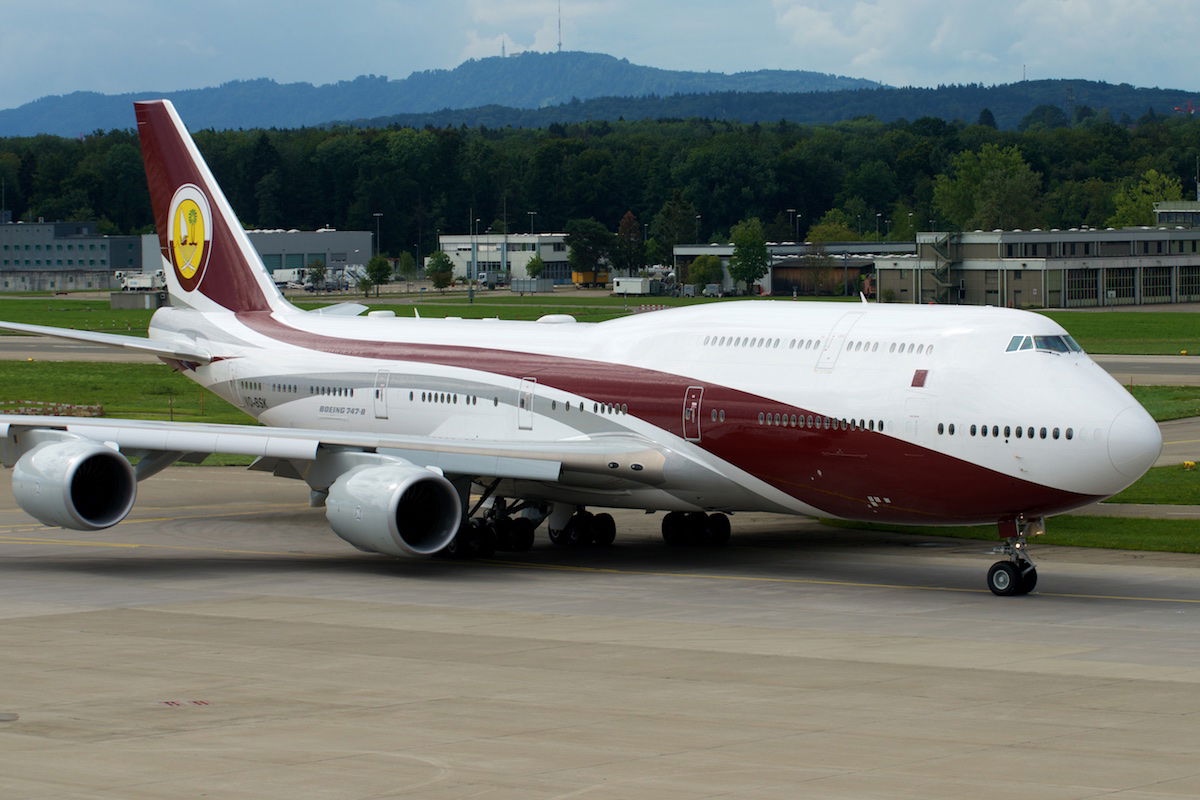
[685,512,709,544]
[987,561,1022,596]
[492,517,514,550]
[591,513,616,546]
[705,513,731,546]
[661,511,687,545]
[1018,564,1038,594]
[548,527,566,546]
[564,512,593,546]
[468,518,496,559]
[507,518,536,552]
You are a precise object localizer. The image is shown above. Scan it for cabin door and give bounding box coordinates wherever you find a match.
[518,377,536,430]
[373,370,390,420]
[682,385,704,442]
[815,311,864,372]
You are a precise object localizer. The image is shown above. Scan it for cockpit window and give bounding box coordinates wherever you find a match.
[1034,335,1070,353]
[1008,334,1080,353]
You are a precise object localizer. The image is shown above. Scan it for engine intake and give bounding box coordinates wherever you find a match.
[325,462,461,556]
[12,438,137,530]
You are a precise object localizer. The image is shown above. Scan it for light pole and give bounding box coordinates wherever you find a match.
[875,212,881,239]
[787,208,796,241]
[372,212,382,257]
[695,214,701,243]
[795,212,802,242]
[528,211,536,234]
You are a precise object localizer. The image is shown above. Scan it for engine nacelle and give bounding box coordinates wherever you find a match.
[325,462,461,556]
[12,437,137,530]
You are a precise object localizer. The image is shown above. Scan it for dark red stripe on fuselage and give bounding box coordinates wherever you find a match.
[237,311,1099,524]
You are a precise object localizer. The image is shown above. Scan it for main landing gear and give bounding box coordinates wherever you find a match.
[440,489,539,559]
[546,506,617,547]
[986,517,1043,596]
[661,511,731,546]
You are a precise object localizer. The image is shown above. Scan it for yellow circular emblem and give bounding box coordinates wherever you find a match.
[171,199,206,279]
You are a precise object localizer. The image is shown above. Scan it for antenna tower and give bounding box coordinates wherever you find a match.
[557,0,562,52]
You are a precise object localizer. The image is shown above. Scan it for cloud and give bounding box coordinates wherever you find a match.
[771,0,1200,87]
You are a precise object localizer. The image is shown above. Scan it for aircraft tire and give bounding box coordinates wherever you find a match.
[662,511,687,545]
[987,561,1022,596]
[1019,565,1038,594]
[591,513,616,546]
[705,513,731,546]
[508,518,536,552]
[565,512,593,546]
[685,512,709,544]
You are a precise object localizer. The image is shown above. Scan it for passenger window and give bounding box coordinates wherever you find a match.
[970,424,977,436]
[937,423,944,435]
[1040,427,1048,439]
[1004,425,1011,438]
[948,423,955,435]
[718,409,724,422]
[992,425,999,437]
[1066,427,1074,440]
[1053,427,1060,439]
[1015,426,1023,438]
[1027,426,1034,438]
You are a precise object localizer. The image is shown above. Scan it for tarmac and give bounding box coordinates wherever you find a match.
[3,468,1200,799]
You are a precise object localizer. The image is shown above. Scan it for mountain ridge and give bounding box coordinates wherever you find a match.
[0,51,881,136]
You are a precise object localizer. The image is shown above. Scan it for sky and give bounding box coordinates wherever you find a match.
[1,0,1197,110]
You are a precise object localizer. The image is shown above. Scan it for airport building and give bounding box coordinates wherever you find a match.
[438,233,570,283]
[2,221,372,292]
[673,242,915,296]
[894,228,1200,307]
[0,221,140,291]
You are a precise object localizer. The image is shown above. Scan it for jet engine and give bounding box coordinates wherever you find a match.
[12,436,137,530]
[325,462,461,556]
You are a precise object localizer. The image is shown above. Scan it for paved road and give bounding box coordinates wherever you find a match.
[1093,354,1200,386]
[2,468,1200,799]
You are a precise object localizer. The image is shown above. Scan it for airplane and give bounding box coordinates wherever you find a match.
[0,100,1162,596]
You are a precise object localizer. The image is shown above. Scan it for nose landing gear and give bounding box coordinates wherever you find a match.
[986,517,1042,596]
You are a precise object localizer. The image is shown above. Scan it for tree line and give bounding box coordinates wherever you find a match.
[2,108,1199,270]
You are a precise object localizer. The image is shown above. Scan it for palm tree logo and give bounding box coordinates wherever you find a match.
[173,199,205,278]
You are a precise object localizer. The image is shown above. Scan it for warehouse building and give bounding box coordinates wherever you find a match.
[891,228,1200,307]
[0,221,140,291]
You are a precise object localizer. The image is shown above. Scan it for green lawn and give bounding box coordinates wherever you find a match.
[1042,311,1200,355]
[1127,385,1200,421]
[1106,466,1200,504]
[823,515,1200,553]
[0,360,248,425]
[0,298,153,336]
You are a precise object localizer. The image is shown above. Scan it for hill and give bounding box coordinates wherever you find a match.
[350,80,1200,130]
[0,51,880,136]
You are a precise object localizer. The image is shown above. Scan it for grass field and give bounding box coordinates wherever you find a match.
[0,298,153,336]
[1128,385,1200,421]
[1041,311,1200,355]
[1105,465,1200,504]
[0,361,246,424]
[823,515,1200,554]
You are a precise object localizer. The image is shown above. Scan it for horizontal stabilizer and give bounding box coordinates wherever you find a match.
[0,320,213,363]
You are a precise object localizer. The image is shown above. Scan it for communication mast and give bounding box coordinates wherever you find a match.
[557,0,562,53]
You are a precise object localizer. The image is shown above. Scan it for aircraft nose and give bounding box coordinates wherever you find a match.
[1108,406,1162,479]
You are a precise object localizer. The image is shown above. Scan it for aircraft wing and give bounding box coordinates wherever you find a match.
[0,320,213,364]
[0,414,668,486]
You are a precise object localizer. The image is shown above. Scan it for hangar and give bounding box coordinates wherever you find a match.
[889,228,1200,307]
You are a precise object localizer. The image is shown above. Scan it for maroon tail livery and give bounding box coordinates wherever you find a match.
[135,100,287,314]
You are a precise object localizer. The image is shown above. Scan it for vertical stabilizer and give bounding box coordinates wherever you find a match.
[135,100,293,314]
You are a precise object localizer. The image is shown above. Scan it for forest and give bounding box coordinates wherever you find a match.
[2,104,1199,265]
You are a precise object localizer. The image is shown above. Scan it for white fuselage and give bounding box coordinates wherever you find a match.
[149,300,1162,525]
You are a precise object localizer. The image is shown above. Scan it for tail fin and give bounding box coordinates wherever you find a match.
[135,100,293,314]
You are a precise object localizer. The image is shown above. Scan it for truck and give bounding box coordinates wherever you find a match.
[114,270,165,291]
[612,276,661,296]
[572,269,609,288]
